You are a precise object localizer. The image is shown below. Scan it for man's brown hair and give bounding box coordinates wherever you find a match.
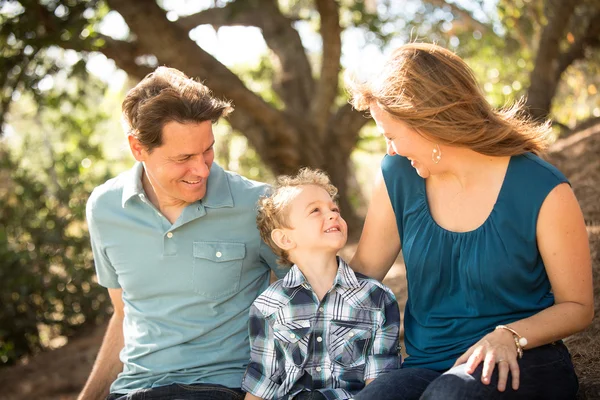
[122,66,232,152]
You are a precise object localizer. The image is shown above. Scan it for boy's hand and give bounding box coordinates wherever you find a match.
[244,393,264,400]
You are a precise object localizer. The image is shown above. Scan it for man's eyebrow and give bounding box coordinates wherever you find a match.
[171,140,216,158]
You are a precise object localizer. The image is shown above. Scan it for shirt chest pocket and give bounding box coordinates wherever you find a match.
[193,241,245,299]
[273,320,311,367]
[329,320,373,367]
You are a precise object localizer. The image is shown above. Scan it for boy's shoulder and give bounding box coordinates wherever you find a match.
[346,270,398,307]
[251,278,295,318]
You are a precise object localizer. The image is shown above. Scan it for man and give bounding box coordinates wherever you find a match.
[79,67,285,400]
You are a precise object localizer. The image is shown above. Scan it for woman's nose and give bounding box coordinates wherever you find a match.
[386,141,397,156]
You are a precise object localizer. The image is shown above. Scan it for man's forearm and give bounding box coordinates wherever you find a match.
[78,313,124,400]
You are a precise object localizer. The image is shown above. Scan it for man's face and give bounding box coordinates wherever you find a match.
[131,120,215,208]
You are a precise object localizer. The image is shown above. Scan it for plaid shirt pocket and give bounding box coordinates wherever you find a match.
[273,319,312,367]
[329,320,373,368]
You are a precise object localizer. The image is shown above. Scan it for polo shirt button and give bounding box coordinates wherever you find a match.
[216,251,222,258]
[290,333,296,339]
[316,336,322,342]
[316,366,322,372]
[318,307,324,312]
[166,232,173,238]
[348,332,355,338]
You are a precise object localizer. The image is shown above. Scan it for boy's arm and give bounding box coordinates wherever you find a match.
[241,304,282,399]
[364,288,402,381]
[244,393,263,400]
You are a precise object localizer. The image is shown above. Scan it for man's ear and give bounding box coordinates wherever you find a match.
[128,135,147,162]
[271,228,296,251]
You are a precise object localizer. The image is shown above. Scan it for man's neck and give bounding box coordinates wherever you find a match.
[141,170,187,224]
[293,251,340,301]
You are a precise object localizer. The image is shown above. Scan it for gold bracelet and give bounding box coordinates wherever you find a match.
[495,325,528,359]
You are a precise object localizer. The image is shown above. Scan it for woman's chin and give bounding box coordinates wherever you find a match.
[414,165,431,178]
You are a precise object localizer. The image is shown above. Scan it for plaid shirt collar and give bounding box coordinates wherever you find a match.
[282,257,361,294]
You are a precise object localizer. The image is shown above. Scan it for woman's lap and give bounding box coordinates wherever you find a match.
[354,342,578,400]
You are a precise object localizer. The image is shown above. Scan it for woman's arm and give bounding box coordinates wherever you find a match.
[454,183,594,391]
[351,170,401,281]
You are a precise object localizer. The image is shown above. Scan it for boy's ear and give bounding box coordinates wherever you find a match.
[271,228,296,251]
[128,135,147,162]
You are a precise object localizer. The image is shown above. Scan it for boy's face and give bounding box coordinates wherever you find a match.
[282,184,348,254]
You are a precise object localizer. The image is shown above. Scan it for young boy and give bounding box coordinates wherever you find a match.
[242,168,401,400]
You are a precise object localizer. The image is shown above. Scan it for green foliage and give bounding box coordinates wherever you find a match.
[0,0,105,130]
[0,70,113,366]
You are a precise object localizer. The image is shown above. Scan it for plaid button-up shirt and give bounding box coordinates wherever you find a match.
[242,258,401,399]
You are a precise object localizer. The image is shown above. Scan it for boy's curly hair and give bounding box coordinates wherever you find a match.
[257,168,338,267]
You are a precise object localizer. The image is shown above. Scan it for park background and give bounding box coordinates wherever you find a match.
[0,0,599,398]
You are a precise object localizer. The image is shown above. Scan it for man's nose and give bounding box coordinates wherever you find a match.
[191,157,210,177]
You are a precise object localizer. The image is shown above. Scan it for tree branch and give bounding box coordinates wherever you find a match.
[311,0,342,138]
[556,11,600,81]
[422,0,490,33]
[177,0,314,113]
[526,0,581,119]
[105,0,299,148]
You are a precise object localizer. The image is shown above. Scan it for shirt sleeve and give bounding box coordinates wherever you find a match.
[364,288,401,380]
[241,303,282,399]
[259,239,287,279]
[86,194,120,288]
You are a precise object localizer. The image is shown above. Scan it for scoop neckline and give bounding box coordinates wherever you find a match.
[420,155,514,236]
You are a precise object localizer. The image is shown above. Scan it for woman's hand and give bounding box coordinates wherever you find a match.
[452,329,520,392]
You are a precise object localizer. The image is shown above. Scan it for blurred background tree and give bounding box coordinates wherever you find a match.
[1,0,599,367]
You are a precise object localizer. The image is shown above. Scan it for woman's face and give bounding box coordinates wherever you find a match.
[370,103,436,178]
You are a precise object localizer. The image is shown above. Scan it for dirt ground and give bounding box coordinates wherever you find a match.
[1,125,599,400]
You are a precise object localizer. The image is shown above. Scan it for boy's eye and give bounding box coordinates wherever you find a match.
[332,207,340,213]
[311,207,320,214]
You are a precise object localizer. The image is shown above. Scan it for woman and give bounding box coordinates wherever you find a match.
[348,43,593,399]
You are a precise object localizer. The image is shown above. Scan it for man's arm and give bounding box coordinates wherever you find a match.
[77,288,124,400]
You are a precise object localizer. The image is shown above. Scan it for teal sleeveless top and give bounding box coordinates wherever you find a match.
[382,153,568,371]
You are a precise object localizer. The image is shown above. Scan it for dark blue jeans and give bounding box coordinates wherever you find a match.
[106,383,244,400]
[354,342,579,400]
[293,391,328,400]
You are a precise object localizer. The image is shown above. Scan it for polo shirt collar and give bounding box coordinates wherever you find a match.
[201,162,233,209]
[120,162,233,209]
[122,162,145,208]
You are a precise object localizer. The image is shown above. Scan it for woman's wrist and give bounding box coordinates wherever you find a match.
[495,325,528,358]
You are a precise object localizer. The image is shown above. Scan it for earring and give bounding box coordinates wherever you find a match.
[432,144,442,164]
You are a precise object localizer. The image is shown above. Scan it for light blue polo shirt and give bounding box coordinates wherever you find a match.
[86,162,286,394]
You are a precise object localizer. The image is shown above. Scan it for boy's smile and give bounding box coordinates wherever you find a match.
[284,184,348,253]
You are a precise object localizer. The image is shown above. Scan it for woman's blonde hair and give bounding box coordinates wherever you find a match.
[257,168,338,267]
[348,43,552,155]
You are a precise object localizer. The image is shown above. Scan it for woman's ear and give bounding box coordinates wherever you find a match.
[271,228,296,251]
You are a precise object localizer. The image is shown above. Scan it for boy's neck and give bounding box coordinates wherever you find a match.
[292,251,340,301]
